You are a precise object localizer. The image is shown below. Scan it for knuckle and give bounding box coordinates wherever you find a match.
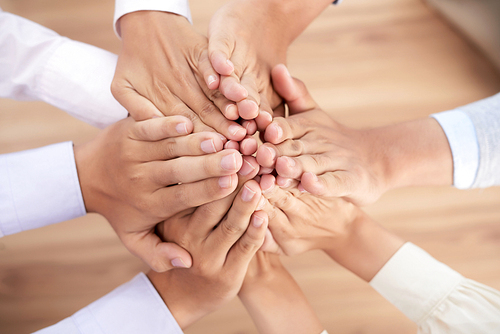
[238,236,260,254]
[162,138,178,158]
[288,139,306,155]
[149,257,169,273]
[197,101,218,121]
[309,154,328,168]
[221,219,246,237]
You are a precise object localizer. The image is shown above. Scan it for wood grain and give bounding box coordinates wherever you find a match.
[0,0,499,333]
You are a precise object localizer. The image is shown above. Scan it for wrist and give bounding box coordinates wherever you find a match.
[147,270,213,330]
[73,142,98,214]
[367,118,453,191]
[324,211,405,282]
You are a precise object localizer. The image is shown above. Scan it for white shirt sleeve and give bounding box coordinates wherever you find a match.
[0,142,86,237]
[431,110,479,189]
[0,10,127,129]
[370,242,500,334]
[114,0,192,38]
[34,273,184,334]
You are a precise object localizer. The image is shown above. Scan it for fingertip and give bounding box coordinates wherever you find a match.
[242,120,257,135]
[210,51,234,76]
[224,140,240,151]
[237,99,259,120]
[251,211,268,228]
[260,174,276,194]
[240,136,258,156]
[300,172,321,194]
[264,122,284,144]
[206,74,220,90]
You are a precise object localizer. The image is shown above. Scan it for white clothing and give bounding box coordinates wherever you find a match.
[371,243,500,333]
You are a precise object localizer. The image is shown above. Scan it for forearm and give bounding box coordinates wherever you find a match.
[324,211,405,282]
[239,255,324,334]
[254,0,333,46]
[369,117,453,191]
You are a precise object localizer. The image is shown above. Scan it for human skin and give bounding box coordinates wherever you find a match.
[112,11,248,141]
[259,174,405,282]
[149,159,266,329]
[73,116,245,272]
[256,64,453,206]
[207,0,333,128]
[239,252,325,334]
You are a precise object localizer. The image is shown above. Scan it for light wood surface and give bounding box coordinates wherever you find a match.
[1,0,500,333]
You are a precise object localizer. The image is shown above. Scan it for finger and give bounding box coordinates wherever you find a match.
[123,231,193,273]
[225,140,240,151]
[259,228,284,255]
[225,210,268,269]
[236,74,261,120]
[277,154,340,180]
[131,115,194,141]
[208,29,235,76]
[256,143,278,168]
[219,74,248,102]
[258,166,274,175]
[239,155,260,177]
[198,49,220,90]
[271,64,317,114]
[239,136,258,156]
[152,174,238,218]
[276,175,300,190]
[241,120,257,136]
[255,93,274,131]
[300,171,354,199]
[149,149,243,186]
[191,156,261,238]
[138,131,225,162]
[263,116,310,145]
[259,174,299,212]
[110,78,164,120]
[210,180,263,253]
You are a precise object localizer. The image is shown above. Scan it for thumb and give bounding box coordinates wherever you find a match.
[208,29,235,76]
[126,232,193,272]
[271,64,318,115]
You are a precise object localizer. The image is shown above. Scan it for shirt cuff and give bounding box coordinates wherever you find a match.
[35,273,183,334]
[431,110,479,189]
[114,0,192,38]
[0,142,86,237]
[369,242,464,325]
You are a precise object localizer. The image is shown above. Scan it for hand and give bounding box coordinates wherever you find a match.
[257,65,453,206]
[150,161,266,329]
[207,0,332,127]
[239,252,324,334]
[259,174,360,256]
[74,116,243,272]
[112,11,247,141]
[259,175,405,281]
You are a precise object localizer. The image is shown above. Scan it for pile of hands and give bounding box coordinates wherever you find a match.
[73,2,447,329]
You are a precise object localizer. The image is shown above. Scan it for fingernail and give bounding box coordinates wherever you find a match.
[262,182,275,194]
[176,123,188,134]
[218,175,233,189]
[260,167,274,175]
[226,104,237,116]
[221,153,237,170]
[171,257,188,268]
[241,185,256,202]
[207,75,217,87]
[277,177,291,188]
[226,59,234,71]
[228,124,245,137]
[284,156,295,167]
[273,124,283,140]
[298,183,308,193]
[266,146,277,161]
[252,215,264,228]
[260,111,272,122]
[201,139,217,153]
[217,133,227,143]
[256,196,266,210]
[239,159,256,176]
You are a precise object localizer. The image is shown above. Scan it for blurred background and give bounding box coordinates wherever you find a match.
[0,0,499,333]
